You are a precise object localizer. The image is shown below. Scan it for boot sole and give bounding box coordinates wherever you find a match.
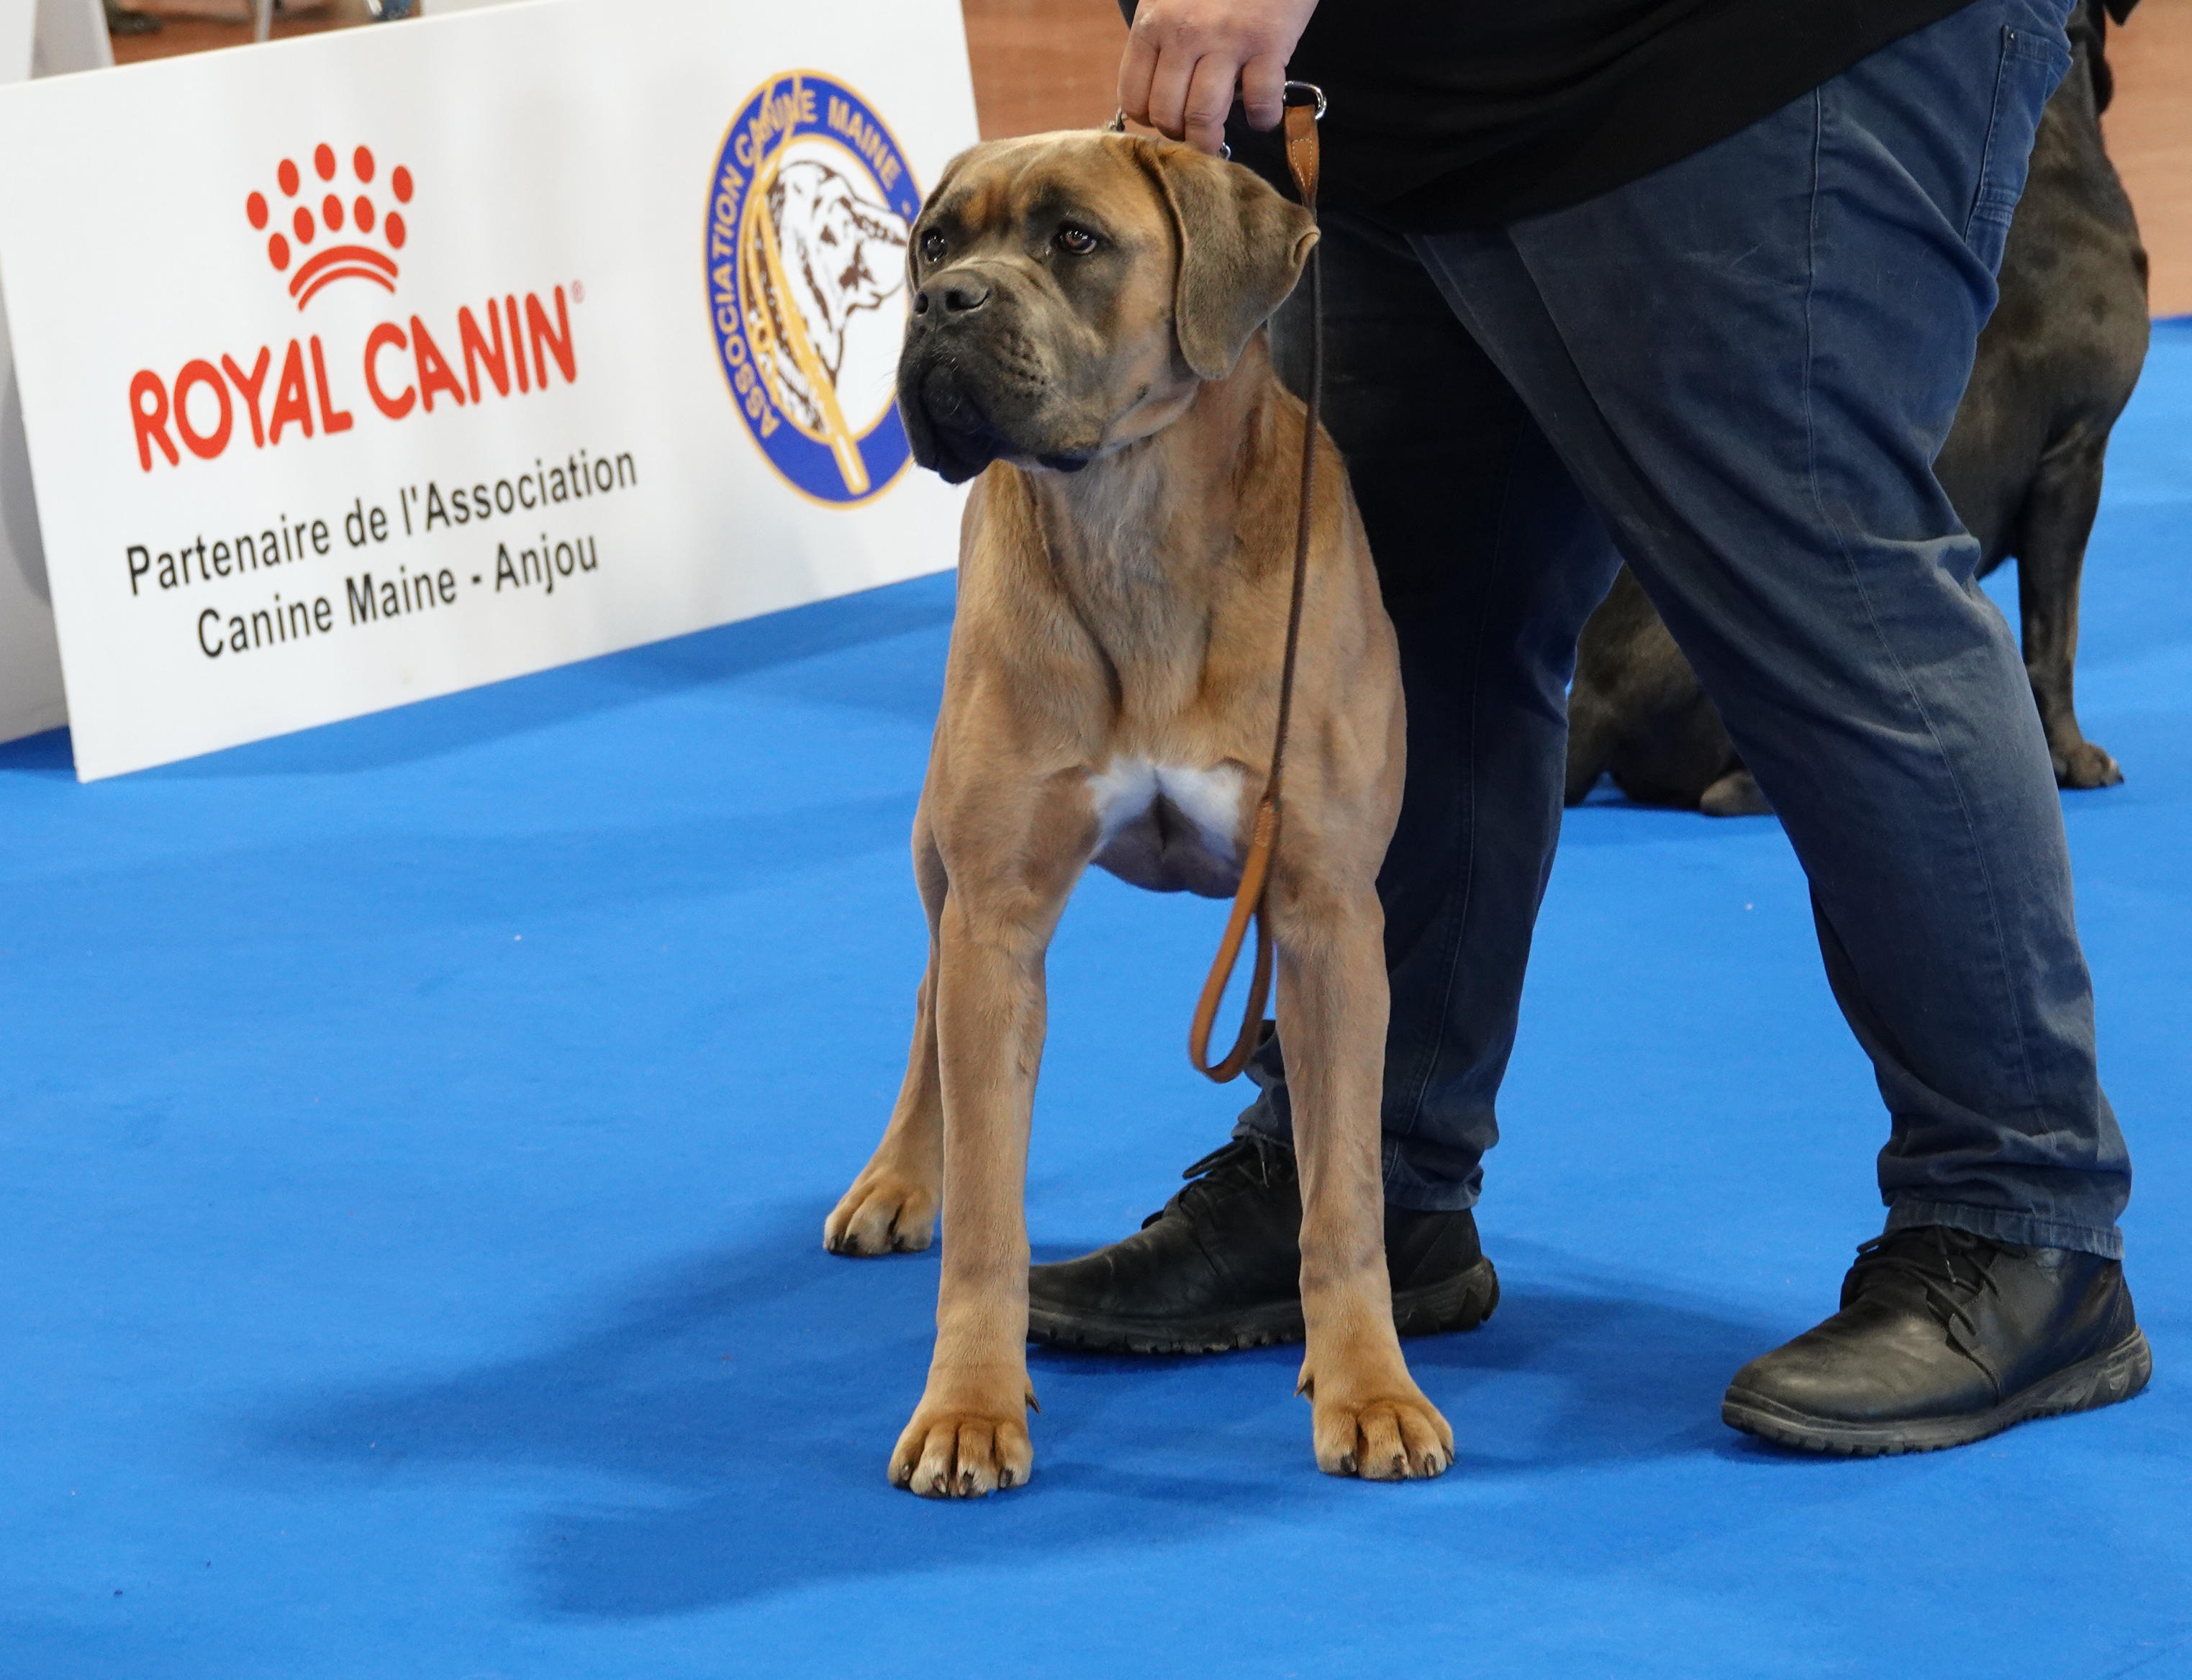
[1721,1326,2152,1457]
[1027,1257,1500,1356]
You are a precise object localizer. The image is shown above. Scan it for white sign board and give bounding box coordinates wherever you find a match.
[0,0,977,778]
[0,0,30,85]
[0,277,65,746]
[30,0,108,80]
[0,0,108,746]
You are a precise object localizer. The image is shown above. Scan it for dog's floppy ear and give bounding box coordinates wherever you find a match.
[1139,140,1318,382]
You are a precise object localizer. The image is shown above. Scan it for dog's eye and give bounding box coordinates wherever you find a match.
[1056,224,1100,256]
[919,230,947,264]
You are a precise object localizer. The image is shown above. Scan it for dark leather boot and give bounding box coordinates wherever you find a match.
[1027,1136,1500,1354]
[1723,1225,2152,1455]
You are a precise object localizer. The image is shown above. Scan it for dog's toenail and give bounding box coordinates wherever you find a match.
[1339,1454,1356,1474]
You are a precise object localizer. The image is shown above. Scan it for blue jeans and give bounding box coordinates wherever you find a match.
[1241,0,2132,1259]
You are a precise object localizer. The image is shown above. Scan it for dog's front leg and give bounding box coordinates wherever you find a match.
[1274,870,1454,1481]
[889,889,1051,1497]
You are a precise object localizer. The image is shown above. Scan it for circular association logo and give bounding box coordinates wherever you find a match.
[705,71,922,508]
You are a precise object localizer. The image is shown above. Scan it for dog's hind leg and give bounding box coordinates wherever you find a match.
[1271,858,1454,1481]
[1563,687,1618,807]
[2014,430,2121,789]
[825,817,948,1256]
[1564,568,1644,806]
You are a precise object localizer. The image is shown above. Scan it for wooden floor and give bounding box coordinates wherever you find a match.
[111,0,2191,314]
[2103,0,2192,314]
[109,0,367,58]
[960,0,1123,136]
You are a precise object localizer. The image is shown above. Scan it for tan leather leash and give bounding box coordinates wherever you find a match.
[1187,82,1326,1082]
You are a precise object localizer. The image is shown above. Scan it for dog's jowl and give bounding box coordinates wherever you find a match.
[823,131,1451,1497]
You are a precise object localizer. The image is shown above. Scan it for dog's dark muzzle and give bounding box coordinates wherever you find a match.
[898,265,1089,483]
[897,350,1013,486]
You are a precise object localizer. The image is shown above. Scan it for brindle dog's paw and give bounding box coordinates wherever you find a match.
[823,1164,938,1256]
[2054,740,2124,790]
[1310,1388,1454,1481]
[889,1397,1036,1497]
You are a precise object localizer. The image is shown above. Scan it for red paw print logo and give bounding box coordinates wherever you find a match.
[246,143,412,311]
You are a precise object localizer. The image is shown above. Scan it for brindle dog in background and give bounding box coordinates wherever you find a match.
[825,132,1452,1497]
[1566,0,2147,816]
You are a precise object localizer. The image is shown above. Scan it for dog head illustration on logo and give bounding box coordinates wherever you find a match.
[706,73,922,506]
[761,158,910,437]
[248,143,412,311]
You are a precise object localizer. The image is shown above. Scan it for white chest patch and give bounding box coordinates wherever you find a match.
[1087,758,1246,852]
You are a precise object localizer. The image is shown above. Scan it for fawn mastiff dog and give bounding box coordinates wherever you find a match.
[822,130,1453,1497]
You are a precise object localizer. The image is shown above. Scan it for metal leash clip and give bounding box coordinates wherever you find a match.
[1105,108,1231,160]
[1108,79,1318,159]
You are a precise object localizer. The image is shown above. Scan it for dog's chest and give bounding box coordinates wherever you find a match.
[1086,758,1245,900]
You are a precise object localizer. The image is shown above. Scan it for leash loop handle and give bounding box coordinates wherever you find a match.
[1188,86,1323,1084]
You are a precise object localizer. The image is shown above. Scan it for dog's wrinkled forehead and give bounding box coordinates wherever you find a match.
[901,129,1315,410]
[914,135,1171,266]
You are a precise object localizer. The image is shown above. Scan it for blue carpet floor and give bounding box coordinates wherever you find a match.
[4,326,2189,1680]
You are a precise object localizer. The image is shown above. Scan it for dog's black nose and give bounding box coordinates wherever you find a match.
[913,277,990,318]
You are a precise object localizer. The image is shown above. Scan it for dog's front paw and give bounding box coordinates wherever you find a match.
[889,1379,1036,1497]
[824,1161,938,1256]
[1305,1380,1454,1481]
[2053,739,2123,790]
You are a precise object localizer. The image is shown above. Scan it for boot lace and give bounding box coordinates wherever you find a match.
[1848,1227,2011,1393]
[1140,1135,1292,1230]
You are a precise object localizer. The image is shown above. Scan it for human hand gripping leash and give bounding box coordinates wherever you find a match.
[1186,82,1325,1082]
